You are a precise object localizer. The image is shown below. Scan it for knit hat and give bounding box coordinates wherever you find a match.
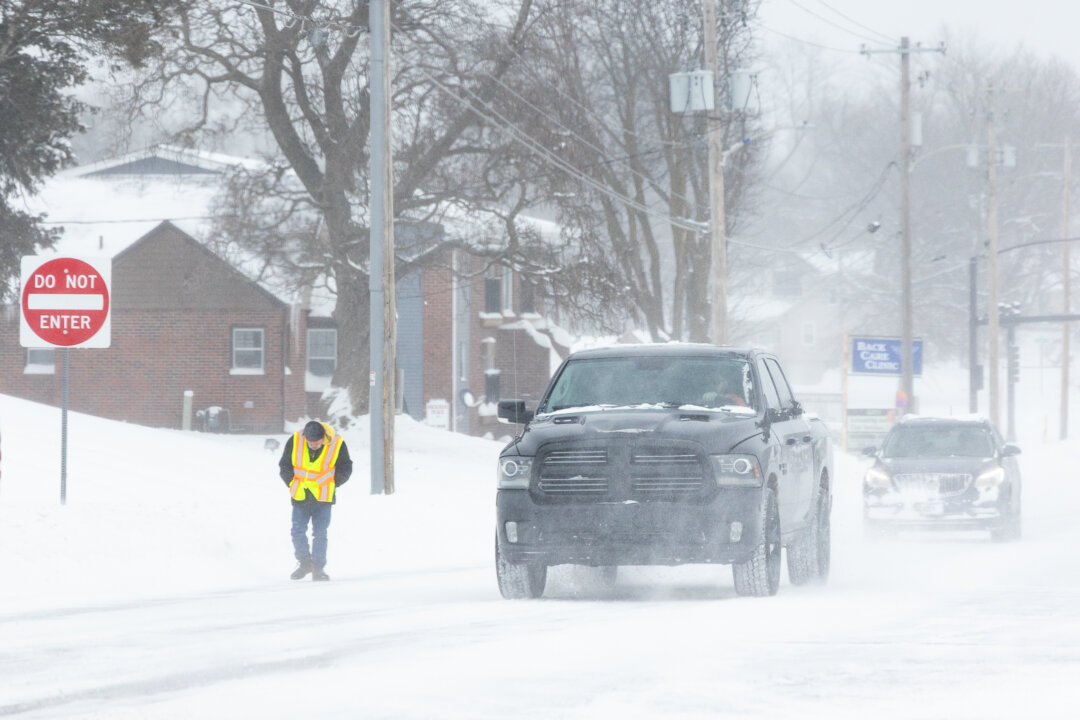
[302,421,326,442]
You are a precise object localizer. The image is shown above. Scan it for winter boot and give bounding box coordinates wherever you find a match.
[312,565,330,581]
[290,558,314,580]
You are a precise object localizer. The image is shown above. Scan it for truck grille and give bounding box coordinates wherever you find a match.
[631,448,707,497]
[537,449,609,497]
[535,443,707,502]
[893,473,971,496]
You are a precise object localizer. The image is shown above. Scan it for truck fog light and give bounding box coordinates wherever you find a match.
[729,521,743,542]
[505,521,519,543]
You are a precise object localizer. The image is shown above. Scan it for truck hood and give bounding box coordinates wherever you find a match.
[506,406,763,456]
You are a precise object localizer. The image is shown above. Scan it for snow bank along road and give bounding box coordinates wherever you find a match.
[0,397,1078,719]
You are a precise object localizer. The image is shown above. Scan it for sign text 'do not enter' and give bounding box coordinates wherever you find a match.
[20,257,111,348]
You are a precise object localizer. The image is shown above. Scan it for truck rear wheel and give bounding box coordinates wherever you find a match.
[733,488,781,597]
[496,536,547,599]
[787,484,831,585]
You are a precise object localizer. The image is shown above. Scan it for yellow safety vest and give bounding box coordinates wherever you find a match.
[289,424,344,503]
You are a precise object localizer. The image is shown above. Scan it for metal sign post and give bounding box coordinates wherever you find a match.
[20,256,112,504]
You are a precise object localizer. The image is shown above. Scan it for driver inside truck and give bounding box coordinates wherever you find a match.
[701,368,747,408]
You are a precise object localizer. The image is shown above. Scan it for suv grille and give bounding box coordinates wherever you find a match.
[893,473,971,496]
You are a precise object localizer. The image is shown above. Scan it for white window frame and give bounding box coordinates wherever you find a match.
[306,328,337,377]
[25,347,56,375]
[501,266,514,314]
[231,327,265,374]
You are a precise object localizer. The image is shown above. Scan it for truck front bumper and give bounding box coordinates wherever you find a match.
[496,488,762,566]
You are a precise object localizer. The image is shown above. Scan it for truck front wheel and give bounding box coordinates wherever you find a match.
[733,488,781,597]
[496,535,547,599]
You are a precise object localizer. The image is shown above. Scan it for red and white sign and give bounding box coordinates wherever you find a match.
[20,256,111,348]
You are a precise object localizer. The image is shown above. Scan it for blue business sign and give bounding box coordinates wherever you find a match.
[851,337,923,376]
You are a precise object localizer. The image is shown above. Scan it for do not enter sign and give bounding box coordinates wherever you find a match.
[20,256,112,348]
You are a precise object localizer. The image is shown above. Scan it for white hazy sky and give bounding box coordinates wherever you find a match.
[757,0,1080,70]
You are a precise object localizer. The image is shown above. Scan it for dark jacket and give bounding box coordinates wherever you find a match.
[278,435,353,505]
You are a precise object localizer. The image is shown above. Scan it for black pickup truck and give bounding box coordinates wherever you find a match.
[495,344,833,598]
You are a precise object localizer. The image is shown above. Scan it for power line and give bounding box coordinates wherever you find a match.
[757,23,863,54]
[811,0,896,44]
[783,0,893,45]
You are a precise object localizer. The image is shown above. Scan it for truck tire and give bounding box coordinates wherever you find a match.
[733,488,781,597]
[787,485,831,586]
[496,536,547,599]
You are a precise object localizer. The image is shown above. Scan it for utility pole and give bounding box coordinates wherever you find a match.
[703,0,728,344]
[899,36,914,414]
[987,81,1001,428]
[1063,138,1072,439]
[861,38,944,415]
[369,0,395,494]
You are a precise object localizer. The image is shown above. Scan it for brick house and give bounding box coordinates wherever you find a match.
[392,223,571,438]
[0,221,307,432]
[1,146,569,436]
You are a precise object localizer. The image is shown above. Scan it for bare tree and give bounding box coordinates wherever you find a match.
[129,0,537,411]
[503,0,763,341]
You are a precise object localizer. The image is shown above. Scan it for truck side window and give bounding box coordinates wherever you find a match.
[756,358,782,409]
[764,358,795,409]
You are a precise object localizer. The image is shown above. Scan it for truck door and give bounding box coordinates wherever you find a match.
[758,357,815,532]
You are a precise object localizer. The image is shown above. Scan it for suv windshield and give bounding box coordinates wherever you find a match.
[881,425,994,458]
[539,356,756,413]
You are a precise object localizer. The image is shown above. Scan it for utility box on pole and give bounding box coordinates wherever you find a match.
[668,70,714,113]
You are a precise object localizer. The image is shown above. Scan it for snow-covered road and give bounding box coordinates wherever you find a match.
[1,395,1078,718]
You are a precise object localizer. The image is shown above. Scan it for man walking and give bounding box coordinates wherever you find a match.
[279,420,353,581]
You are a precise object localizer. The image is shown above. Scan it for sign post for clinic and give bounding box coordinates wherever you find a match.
[20,256,112,504]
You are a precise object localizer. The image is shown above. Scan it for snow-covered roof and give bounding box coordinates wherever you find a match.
[21,147,310,307]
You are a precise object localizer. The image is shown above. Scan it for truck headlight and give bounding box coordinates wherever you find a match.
[711,455,762,487]
[864,467,891,490]
[975,467,1005,488]
[498,456,533,489]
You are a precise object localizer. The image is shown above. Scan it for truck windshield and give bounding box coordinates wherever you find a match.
[881,425,994,458]
[540,356,756,413]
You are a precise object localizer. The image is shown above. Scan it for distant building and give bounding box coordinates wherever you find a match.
[1,146,569,436]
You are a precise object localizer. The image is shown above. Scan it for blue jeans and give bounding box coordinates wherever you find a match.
[291,503,332,567]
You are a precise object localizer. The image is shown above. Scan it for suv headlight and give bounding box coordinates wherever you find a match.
[864,467,891,490]
[975,467,1005,488]
[710,455,762,487]
[498,456,533,489]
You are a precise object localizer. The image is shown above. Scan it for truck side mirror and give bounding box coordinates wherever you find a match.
[861,446,878,457]
[1001,443,1021,457]
[497,399,534,425]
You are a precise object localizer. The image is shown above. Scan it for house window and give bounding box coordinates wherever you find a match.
[307,328,337,377]
[25,347,55,374]
[485,371,501,404]
[232,328,264,373]
[520,277,535,314]
[802,322,816,346]
[484,277,501,313]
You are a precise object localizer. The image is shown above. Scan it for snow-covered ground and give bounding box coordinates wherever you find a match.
[2,392,1079,719]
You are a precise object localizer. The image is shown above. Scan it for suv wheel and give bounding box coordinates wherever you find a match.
[733,488,781,597]
[495,535,547,599]
[990,496,1022,543]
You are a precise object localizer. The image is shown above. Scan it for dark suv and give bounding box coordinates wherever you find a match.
[862,416,1022,541]
[495,344,833,599]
